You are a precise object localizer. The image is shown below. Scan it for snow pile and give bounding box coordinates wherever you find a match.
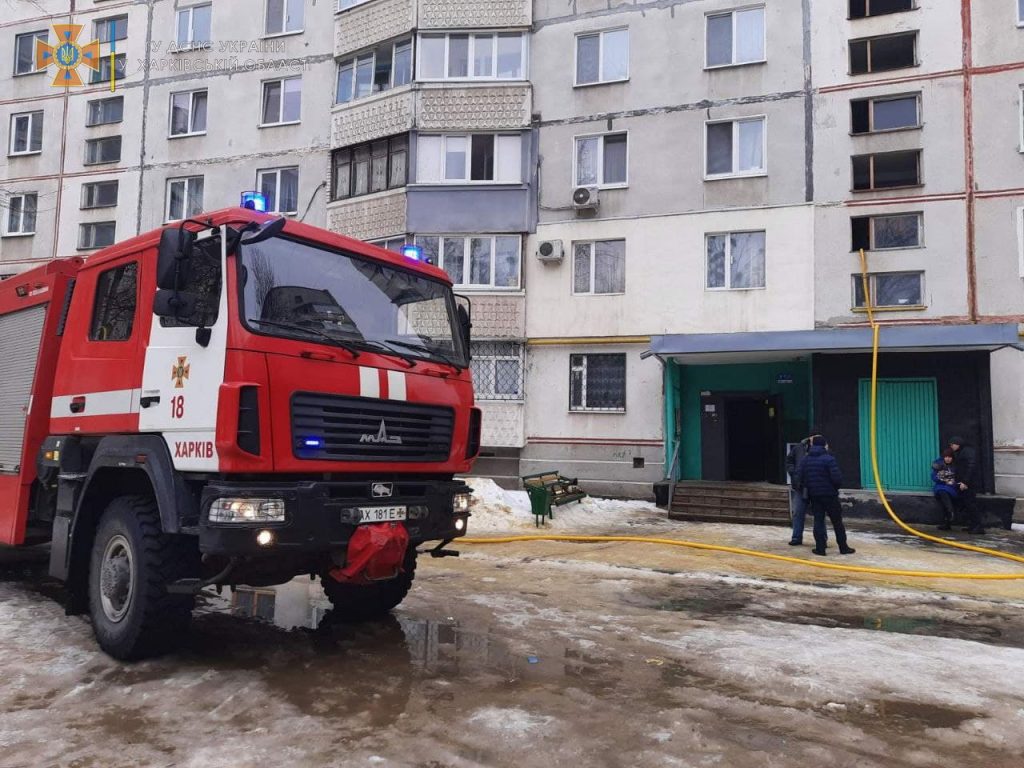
[463,477,664,534]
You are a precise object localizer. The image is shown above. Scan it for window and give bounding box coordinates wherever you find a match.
[336,39,412,104]
[176,4,212,48]
[87,96,124,126]
[569,354,626,412]
[853,271,924,309]
[166,176,204,221]
[1017,208,1024,278]
[370,236,407,253]
[851,94,919,134]
[575,28,628,85]
[9,111,43,155]
[418,32,526,81]
[4,194,37,236]
[416,235,521,289]
[1020,0,1024,25]
[261,77,301,125]
[849,33,916,75]
[338,0,372,9]
[1020,87,1024,150]
[851,213,921,251]
[849,0,915,19]
[169,89,208,136]
[572,240,625,295]
[81,180,119,209]
[91,53,126,84]
[14,31,47,75]
[232,588,276,621]
[416,134,521,184]
[705,117,766,178]
[89,262,137,339]
[706,7,765,68]
[574,133,628,187]
[852,150,921,191]
[258,167,299,214]
[706,231,766,289]
[85,136,122,165]
[266,0,303,35]
[161,232,221,328]
[79,222,117,250]
[94,15,128,43]
[471,342,524,400]
[332,135,407,200]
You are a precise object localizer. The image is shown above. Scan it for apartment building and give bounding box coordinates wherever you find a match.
[1,0,335,274]
[328,0,534,481]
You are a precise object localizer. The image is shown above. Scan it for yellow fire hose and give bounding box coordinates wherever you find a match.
[460,251,1024,582]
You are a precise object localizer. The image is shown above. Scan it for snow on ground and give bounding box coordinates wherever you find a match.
[463,477,663,533]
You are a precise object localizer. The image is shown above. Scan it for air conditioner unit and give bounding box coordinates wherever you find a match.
[536,239,564,262]
[572,185,600,211]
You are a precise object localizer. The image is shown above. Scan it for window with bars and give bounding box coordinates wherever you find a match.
[336,39,412,104]
[331,135,408,200]
[416,234,521,289]
[849,33,916,75]
[852,150,921,191]
[471,341,524,400]
[570,354,626,412]
[851,213,921,251]
[573,240,625,294]
[853,271,924,309]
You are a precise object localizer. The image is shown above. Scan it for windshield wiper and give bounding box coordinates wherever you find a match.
[247,319,360,358]
[355,339,417,369]
[383,338,463,371]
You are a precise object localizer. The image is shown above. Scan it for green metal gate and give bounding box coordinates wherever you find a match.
[858,378,939,492]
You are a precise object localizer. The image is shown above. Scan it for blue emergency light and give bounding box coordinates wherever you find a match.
[301,437,324,449]
[401,244,422,261]
[241,191,267,212]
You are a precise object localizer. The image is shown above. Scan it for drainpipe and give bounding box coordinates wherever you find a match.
[961,0,978,321]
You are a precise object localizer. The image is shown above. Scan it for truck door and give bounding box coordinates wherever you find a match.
[137,228,229,471]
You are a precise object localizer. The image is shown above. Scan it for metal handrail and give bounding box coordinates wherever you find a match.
[665,438,682,510]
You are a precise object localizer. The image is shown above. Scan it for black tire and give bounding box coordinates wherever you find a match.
[88,495,198,660]
[322,547,417,622]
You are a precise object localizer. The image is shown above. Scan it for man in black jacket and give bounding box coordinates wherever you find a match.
[795,436,855,556]
[949,436,984,534]
[785,428,821,546]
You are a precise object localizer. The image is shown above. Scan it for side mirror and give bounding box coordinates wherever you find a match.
[153,289,198,319]
[157,227,194,290]
[240,216,287,246]
[457,301,472,352]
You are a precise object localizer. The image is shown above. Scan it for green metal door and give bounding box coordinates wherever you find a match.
[858,378,938,492]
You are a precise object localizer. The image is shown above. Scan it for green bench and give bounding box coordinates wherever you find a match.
[522,472,587,527]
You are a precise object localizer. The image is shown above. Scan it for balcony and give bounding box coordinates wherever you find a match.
[332,82,531,148]
[326,189,407,242]
[418,0,531,29]
[335,0,415,59]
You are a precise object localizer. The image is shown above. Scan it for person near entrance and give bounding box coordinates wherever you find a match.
[931,449,959,531]
[795,436,855,556]
[785,428,821,546]
[949,436,984,534]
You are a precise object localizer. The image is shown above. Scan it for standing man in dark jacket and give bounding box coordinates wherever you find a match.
[949,436,984,534]
[785,428,821,546]
[795,436,855,556]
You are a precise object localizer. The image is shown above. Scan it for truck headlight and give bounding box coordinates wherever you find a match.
[209,498,285,523]
[453,493,471,513]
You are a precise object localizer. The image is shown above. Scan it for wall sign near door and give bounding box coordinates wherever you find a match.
[776,373,793,384]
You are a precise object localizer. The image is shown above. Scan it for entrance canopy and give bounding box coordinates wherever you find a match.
[643,323,1023,363]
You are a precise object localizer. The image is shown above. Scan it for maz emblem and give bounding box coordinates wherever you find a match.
[371,482,394,499]
[360,420,402,445]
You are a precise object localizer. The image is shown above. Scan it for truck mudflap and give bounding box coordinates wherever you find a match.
[328,522,410,584]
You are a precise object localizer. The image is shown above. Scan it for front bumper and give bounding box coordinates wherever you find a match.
[197,477,471,556]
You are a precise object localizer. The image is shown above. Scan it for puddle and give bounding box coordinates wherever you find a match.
[871,699,981,730]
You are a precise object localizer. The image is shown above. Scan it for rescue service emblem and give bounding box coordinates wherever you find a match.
[171,356,191,388]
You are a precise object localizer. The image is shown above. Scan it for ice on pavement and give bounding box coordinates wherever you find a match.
[463,477,663,533]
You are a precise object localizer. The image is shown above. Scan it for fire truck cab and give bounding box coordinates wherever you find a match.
[0,209,480,659]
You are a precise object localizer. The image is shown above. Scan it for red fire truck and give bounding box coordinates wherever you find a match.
[0,208,480,659]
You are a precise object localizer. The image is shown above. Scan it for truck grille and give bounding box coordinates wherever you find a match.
[291,392,454,463]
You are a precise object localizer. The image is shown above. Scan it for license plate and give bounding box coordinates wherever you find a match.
[355,505,407,524]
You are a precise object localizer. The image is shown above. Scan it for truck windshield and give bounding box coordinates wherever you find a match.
[238,236,468,368]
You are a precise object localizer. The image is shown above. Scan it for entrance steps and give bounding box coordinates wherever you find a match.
[669,481,791,526]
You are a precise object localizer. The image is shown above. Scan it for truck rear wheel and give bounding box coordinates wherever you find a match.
[88,495,197,660]
[322,547,417,621]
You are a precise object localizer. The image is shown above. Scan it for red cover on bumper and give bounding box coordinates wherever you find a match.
[329,522,410,583]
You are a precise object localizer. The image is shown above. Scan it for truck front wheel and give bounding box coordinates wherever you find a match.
[88,495,197,660]
[322,548,417,621]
